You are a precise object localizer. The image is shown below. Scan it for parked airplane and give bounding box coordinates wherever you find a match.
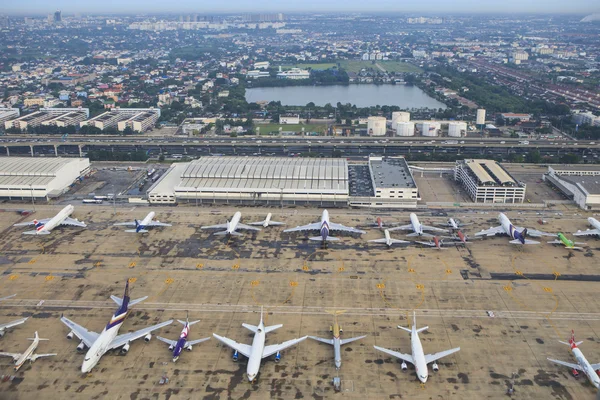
[0,294,27,338]
[113,211,171,233]
[548,233,586,250]
[387,213,447,237]
[573,217,600,237]
[374,312,460,383]
[283,209,365,242]
[368,229,410,247]
[444,218,470,230]
[547,330,600,389]
[13,205,86,235]
[157,314,210,362]
[414,236,448,250]
[474,213,552,244]
[308,310,366,370]
[60,281,173,373]
[0,331,56,371]
[212,307,308,382]
[248,213,285,228]
[201,211,261,236]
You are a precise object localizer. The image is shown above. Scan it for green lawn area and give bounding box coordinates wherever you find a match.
[255,123,328,134]
[339,60,422,74]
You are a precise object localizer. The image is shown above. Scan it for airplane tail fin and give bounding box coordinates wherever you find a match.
[559,330,583,347]
[310,236,339,241]
[242,323,259,332]
[178,319,200,326]
[27,331,49,341]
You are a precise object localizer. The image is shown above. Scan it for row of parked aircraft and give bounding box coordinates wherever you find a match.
[0,287,597,389]
[12,206,600,250]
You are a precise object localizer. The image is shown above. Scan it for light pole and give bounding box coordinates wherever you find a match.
[29,184,36,212]
[195,187,199,216]
[112,184,116,216]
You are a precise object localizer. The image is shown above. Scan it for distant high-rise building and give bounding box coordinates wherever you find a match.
[0,15,9,28]
[54,10,62,23]
[244,13,285,22]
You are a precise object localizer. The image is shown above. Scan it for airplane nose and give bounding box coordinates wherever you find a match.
[335,360,341,369]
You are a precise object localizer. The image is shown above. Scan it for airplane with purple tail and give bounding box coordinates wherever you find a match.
[474,213,552,244]
[157,314,210,362]
[60,281,173,373]
[283,210,365,243]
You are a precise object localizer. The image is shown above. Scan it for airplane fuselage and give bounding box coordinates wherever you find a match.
[411,330,429,383]
[410,213,423,235]
[137,212,156,230]
[227,212,242,234]
[332,320,342,369]
[498,213,523,241]
[320,210,330,241]
[247,322,266,382]
[263,213,272,227]
[13,338,39,371]
[588,217,600,232]
[36,205,74,234]
[81,310,126,373]
[448,218,459,229]
[172,324,190,362]
[384,230,392,247]
[571,345,600,388]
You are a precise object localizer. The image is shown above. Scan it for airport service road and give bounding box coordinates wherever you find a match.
[4,299,600,322]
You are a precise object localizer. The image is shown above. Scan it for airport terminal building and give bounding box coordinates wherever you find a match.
[0,157,90,200]
[454,159,525,203]
[544,166,600,210]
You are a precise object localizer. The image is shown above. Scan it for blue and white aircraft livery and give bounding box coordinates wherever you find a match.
[60,281,173,373]
[201,211,261,236]
[573,217,600,237]
[283,209,365,242]
[474,212,552,244]
[13,205,86,235]
[212,307,308,382]
[374,312,460,384]
[113,211,172,233]
[157,315,210,362]
[548,330,600,390]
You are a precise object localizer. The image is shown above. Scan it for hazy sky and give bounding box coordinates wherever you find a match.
[1,0,597,15]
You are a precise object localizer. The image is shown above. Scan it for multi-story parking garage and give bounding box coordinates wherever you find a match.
[454,159,526,203]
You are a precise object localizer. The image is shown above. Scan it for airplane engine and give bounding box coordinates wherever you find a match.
[168,345,174,351]
[274,351,281,363]
[77,341,85,352]
[187,345,193,352]
[66,331,74,340]
[401,362,408,371]
[572,369,580,378]
[0,329,5,338]
[329,326,333,333]
[339,327,343,333]
[232,350,239,362]
[432,363,439,372]
[120,343,130,354]
[144,333,152,342]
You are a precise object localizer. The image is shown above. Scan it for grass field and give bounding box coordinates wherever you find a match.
[255,123,328,134]
[339,60,422,74]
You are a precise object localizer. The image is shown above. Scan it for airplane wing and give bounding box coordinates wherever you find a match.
[30,353,57,361]
[420,225,447,233]
[591,363,600,370]
[60,316,99,347]
[247,221,266,226]
[61,218,86,227]
[212,333,252,358]
[424,347,461,364]
[514,227,554,237]
[309,336,334,345]
[200,224,228,230]
[186,337,211,347]
[373,345,414,365]
[14,218,51,227]
[108,320,173,351]
[0,294,16,301]
[156,336,177,347]
[475,226,504,237]
[340,335,367,345]
[0,317,28,330]
[386,224,413,232]
[146,221,172,227]
[573,229,600,237]
[283,222,322,233]
[510,239,540,245]
[414,241,436,247]
[113,222,136,227]
[236,223,261,231]
[0,352,22,362]
[266,221,285,226]
[547,358,582,371]
[368,238,388,244]
[546,240,562,245]
[262,336,308,359]
[328,223,366,234]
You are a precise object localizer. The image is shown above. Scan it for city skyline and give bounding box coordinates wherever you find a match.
[0,0,598,15]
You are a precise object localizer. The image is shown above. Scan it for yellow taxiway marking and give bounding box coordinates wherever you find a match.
[94,262,102,268]
[503,286,512,292]
[45,275,54,281]
[416,284,425,291]
[8,275,18,281]
[376,283,385,289]
[165,278,174,284]
[289,281,298,287]
[196,263,204,269]
[232,264,240,270]
[128,262,136,268]
[28,259,37,264]
[128,277,137,284]
[337,267,345,273]
[302,265,310,271]
[543,287,553,293]
[553,271,561,279]
[445,269,452,274]
[250,280,260,287]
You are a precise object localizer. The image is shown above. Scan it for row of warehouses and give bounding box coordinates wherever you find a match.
[366,110,484,137]
[2,107,160,132]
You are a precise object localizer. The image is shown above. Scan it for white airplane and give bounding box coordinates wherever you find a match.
[248,213,285,228]
[548,330,600,389]
[309,310,366,370]
[60,281,173,373]
[283,209,365,242]
[13,205,86,235]
[368,229,410,247]
[113,211,171,233]
[201,211,261,236]
[212,307,308,382]
[157,314,210,363]
[573,217,600,237]
[387,213,447,237]
[0,331,56,371]
[0,294,27,338]
[374,312,460,383]
[444,218,470,230]
[474,212,552,244]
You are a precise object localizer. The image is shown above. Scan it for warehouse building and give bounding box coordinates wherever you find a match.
[148,157,348,206]
[81,107,160,132]
[544,166,600,210]
[0,108,20,126]
[454,159,525,203]
[0,157,90,200]
[5,108,89,131]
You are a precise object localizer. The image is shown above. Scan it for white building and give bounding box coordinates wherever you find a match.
[6,108,89,131]
[254,61,270,69]
[82,108,160,132]
[455,159,526,203]
[0,108,20,126]
[246,70,270,79]
[277,68,310,80]
[544,166,600,210]
[279,115,300,124]
[0,157,90,200]
[369,157,419,200]
[573,112,600,126]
